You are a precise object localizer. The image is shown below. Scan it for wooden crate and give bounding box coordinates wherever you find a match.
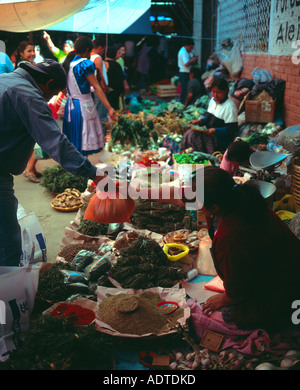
[156,84,178,97]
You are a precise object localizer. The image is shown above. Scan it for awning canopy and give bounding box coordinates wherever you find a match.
[0,0,90,32]
[47,0,153,35]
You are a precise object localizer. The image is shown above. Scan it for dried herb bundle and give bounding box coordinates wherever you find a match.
[130,199,192,234]
[0,315,114,370]
[110,236,187,289]
[41,164,88,193]
[37,262,73,304]
[77,203,109,236]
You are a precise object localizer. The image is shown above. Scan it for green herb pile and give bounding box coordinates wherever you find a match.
[41,164,88,193]
[174,152,210,165]
[109,116,159,151]
[77,203,109,236]
[110,236,187,289]
[0,315,114,370]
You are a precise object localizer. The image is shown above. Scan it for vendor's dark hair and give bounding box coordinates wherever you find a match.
[226,140,253,163]
[93,37,106,48]
[211,77,229,92]
[183,38,194,46]
[106,46,117,59]
[190,67,201,80]
[194,166,268,222]
[16,40,34,66]
[62,36,94,74]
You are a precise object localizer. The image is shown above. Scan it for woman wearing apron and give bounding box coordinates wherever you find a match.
[62,36,117,156]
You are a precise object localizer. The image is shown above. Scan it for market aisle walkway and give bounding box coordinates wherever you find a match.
[13,151,105,263]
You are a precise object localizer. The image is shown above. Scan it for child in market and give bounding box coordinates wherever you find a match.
[220,139,254,176]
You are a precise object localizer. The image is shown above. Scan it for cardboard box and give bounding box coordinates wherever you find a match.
[245,91,276,123]
[156,84,178,97]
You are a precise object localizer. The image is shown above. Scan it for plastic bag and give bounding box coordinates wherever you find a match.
[60,269,88,285]
[71,250,97,272]
[274,125,300,155]
[195,235,217,276]
[84,254,112,281]
[251,67,272,84]
[221,40,243,77]
[84,188,135,224]
[17,212,47,264]
[0,266,39,361]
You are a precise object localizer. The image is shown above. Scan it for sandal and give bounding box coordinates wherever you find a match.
[23,170,41,183]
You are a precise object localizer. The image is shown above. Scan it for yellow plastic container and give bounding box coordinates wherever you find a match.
[163,243,190,262]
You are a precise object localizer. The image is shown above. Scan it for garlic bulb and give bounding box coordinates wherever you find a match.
[280,358,294,368]
[255,362,279,370]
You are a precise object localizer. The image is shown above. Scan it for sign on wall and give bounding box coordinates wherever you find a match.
[269,0,300,55]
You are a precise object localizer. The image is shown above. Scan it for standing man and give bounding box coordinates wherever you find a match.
[178,38,198,104]
[43,31,74,64]
[0,59,111,266]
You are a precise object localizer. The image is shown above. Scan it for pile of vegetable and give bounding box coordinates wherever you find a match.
[169,349,262,370]
[41,165,87,193]
[174,151,211,165]
[109,115,159,151]
[241,131,270,148]
[109,236,188,289]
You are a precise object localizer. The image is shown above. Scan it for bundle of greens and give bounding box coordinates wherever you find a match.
[242,131,270,147]
[109,115,159,151]
[41,165,87,193]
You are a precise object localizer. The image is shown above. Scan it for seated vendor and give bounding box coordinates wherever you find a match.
[185,67,206,107]
[181,78,238,155]
[220,139,254,176]
[130,166,300,331]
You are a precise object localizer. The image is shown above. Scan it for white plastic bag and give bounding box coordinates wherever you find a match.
[0,265,39,361]
[195,235,217,276]
[18,212,47,263]
[222,40,243,77]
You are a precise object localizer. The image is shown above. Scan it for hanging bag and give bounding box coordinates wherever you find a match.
[84,184,135,224]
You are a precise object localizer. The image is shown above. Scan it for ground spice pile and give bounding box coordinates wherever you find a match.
[98,291,183,336]
[109,236,187,289]
[59,243,102,262]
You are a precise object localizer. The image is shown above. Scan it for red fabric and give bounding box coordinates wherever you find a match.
[211,209,300,330]
[204,276,225,292]
[51,303,95,326]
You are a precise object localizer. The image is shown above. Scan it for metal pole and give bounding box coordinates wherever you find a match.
[193,0,203,65]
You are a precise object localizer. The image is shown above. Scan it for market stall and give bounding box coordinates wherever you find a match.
[1,57,300,370]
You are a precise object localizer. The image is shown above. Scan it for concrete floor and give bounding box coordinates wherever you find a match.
[13,151,106,263]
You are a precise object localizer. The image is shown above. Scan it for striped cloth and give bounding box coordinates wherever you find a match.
[187,299,300,356]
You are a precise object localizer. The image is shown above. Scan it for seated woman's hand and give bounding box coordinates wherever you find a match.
[202,293,226,315]
[189,119,201,126]
[206,128,216,135]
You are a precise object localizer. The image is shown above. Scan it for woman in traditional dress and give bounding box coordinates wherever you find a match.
[62,36,117,156]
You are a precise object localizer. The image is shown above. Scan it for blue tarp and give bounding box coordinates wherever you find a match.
[47,0,152,35]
